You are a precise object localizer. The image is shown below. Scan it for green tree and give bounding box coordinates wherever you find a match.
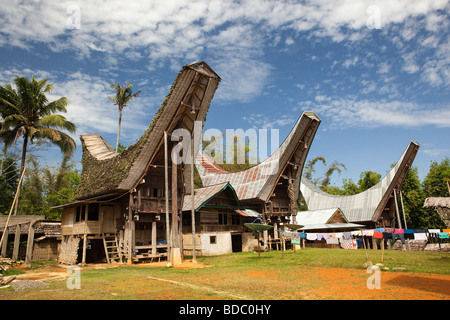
[321,160,347,189]
[304,156,326,182]
[423,156,450,198]
[0,76,76,215]
[109,82,141,152]
[358,171,381,191]
[0,157,19,214]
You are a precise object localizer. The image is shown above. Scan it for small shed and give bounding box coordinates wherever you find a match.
[295,208,364,232]
[0,216,61,265]
[181,182,260,256]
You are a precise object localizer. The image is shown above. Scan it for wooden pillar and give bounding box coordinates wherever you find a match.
[171,146,182,265]
[152,221,157,256]
[81,203,89,266]
[1,226,8,258]
[164,132,172,267]
[127,193,134,265]
[12,224,21,260]
[393,190,402,229]
[24,222,35,267]
[399,190,408,230]
[190,138,197,263]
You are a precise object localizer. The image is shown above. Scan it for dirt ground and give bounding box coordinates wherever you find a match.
[7,262,450,300]
[248,266,450,300]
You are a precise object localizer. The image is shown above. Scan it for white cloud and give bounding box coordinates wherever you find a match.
[242,113,295,130]
[299,97,450,128]
[1,0,449,105]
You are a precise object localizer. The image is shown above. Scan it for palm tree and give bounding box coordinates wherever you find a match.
[0,76,76,215]
[108,82,141,152]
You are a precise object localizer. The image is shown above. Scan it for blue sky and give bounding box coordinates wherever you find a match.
[0,0,449,186]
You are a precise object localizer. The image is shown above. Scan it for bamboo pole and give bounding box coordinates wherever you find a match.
[0,166,26,252]
[393,190,402,229]
[399,190,408,230]
[164,132,172,267]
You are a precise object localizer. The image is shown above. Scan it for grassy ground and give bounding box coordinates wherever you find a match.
[1,248,449,300]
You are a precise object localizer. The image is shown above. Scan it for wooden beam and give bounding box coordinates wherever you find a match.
[1,226,7,258]
[127,192,133,265]
[164,132,172,267]
[24,222,36,267]
[12,225,21,260]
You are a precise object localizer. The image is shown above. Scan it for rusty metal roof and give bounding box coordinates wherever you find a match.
[196,111,321,202]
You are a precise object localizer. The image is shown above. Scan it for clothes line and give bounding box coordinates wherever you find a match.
[280,228,450,249]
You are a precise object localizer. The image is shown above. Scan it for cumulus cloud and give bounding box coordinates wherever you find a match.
[1,0,448,105]
[298,98,450,129]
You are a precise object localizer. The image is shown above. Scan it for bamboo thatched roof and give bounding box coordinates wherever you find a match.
[74,62,221,201]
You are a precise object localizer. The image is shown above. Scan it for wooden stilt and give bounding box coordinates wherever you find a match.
[171,140,182,265]
[24,222,35,267]
[190,137,197,263]
[12,224,21,260]
[164,132,172,267]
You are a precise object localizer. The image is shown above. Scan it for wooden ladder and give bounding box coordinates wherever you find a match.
[102,234,123,264]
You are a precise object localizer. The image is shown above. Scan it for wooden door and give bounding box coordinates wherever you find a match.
[102,205,115,234]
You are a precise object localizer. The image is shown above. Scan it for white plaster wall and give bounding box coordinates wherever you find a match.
[200,232,232,256]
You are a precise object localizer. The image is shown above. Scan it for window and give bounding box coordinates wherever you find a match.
[218,213,228,225]
[75,205,85,222]
[232,214,240,225]
[210,236,216,244]
[88,203,99,221]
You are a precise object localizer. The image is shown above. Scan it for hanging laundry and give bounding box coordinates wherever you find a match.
[343,232,352,240]
[384,228,394,233]
[291,232,300,245]
[428,229,440,234]
[300,233,306,239]
[439,232,449,239]
[382,232,392,239]
[414,233,428,240]
[374,228,384,232]
[306,233,317,241]
[392,233,406,244]
[443,229,450,235]
[373,231,383,239]
[404,229,414,234]
[394,229,404,234]
[363,230,374,236]
[326,237,339,245]
[340,239,357,249]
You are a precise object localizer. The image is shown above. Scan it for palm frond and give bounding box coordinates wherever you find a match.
[39,115,76,133]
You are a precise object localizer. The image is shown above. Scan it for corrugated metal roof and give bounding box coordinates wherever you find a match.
[181,182,238,211]
[300,141,420,223]
[196,112,321,202]
[298,223,364,231]
[295,208,346,225]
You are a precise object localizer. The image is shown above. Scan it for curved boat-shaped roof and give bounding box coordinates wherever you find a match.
[300,141,420,223]
[196,111,321,202]
[75,61,221,200]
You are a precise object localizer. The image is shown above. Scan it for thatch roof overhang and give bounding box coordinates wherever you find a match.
[196,111,321,204]
[73,62,221,201]
[300,141,420,224]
